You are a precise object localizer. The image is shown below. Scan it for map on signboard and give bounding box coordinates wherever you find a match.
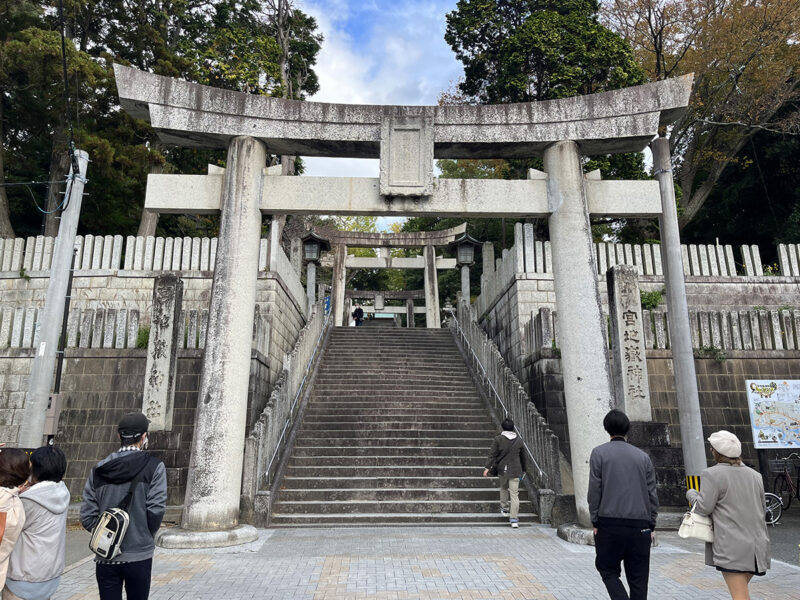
[748,379,800,449]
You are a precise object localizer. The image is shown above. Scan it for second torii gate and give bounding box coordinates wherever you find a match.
[111,64,701,544]
[312,224,465,328]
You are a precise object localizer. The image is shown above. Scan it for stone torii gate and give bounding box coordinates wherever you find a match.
[312,224,465,328]
[113,64,701,542]
[343,290,426,327]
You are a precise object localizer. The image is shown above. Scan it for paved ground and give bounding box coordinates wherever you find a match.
[54,525,800,600]
[765,504,800,565]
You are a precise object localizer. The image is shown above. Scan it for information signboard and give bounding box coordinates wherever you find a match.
[748,379,800,449]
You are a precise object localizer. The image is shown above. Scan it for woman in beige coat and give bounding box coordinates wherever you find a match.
[686,431,770,600]
[0,449,30,591]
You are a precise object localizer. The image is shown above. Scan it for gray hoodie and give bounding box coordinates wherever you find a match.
[7,481,70,585]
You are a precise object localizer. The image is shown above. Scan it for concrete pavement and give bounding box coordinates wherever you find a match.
[54,524,800,600]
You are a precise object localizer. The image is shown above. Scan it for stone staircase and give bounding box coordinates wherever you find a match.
[270,327,536,526]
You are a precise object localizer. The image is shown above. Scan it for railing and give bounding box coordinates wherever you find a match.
[242,301,332,504]
[446,300,562,493]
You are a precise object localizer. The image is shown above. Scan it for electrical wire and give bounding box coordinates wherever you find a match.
[58,0,80,184]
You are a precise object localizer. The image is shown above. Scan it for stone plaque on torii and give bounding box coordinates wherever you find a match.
[113,64,702,542]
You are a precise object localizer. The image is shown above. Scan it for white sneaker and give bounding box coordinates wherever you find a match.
[500,508,509,517]
[510,521,519,528]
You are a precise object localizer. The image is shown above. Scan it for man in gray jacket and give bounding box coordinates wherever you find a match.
[80,412,167,600]
[588,409,658,600]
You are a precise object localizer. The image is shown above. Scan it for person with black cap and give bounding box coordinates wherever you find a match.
[80,412,166,600]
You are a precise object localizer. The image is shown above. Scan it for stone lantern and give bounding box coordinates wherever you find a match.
[449,233,481,303]
[300,231,330,309]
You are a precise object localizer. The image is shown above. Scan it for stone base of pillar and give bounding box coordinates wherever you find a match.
[556,523,595,546]
[155,524,259,549]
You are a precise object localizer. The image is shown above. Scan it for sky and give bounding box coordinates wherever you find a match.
[298,1,464,230]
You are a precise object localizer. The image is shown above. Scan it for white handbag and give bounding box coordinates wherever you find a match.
[678,504,714,542]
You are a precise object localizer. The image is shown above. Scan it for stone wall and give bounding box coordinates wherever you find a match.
[475,228,800,388]
[648,351,800,467]
[527,350,800,486]
[53,347,273,506]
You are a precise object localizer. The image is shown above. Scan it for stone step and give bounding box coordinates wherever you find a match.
[283,465,492,477]
[269,512,537,526]
[316,369,473,379]
[309,396,483,413]
[323,348,462,355]
[270,499,534,514]
[291,446,489,458]
[299,422,492,432]
[279,476,499,489]
[329,329,451,336]
[301,420,491,429]
[295,428,492,439]
[296,438,489,448]
[276,488,530,502]
[289,455,487,467]
[317,363,467,371]
[302,409,489,419]
[310,389,479,397]
[303,411,489,420]
[316,370,467,378]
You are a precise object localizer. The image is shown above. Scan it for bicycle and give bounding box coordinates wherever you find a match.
[765,492,782,526]
[770,453,800,509]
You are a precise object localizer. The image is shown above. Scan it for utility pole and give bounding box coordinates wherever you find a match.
[19,150,88,448]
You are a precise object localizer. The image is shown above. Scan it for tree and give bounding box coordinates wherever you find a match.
[445,0,646,104]
[602,0,800,229]
[682,128,800,263]
[442,2,650,246]
[1,24,105,236]
[0,0,42,236]
[0,0,322,239]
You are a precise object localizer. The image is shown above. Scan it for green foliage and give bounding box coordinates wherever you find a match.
[639,290,663,311]
[136,327,150,349]
[441,0,649,244]
[694,345,727,363]
[682,127,800,265]
[445,0,646,104]
[0,0,322,237]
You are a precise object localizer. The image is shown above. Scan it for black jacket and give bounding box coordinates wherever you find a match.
[485,432,527,478]
[80,450,167,563]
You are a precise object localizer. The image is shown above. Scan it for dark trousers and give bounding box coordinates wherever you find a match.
[594,525,651,600]
[96,558,153,600]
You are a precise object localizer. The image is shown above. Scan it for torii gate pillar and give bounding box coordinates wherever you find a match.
[331,245,347,326]
[544,141,615,527]
[423,245,441,328]
[158,136,262,548]
[652,137,706,483]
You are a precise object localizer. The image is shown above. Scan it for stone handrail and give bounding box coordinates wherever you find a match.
[241,301,331,508]
[447,300,562,494]
[526,306,800,354]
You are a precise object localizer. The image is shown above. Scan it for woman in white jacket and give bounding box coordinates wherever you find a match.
[0,449,29,592]
[4,447,69,600]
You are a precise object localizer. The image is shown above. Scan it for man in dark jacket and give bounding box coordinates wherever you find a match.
[352,305,364,326]
[80,412,167,600]
[588,409,658,600]
[483,418,527,528]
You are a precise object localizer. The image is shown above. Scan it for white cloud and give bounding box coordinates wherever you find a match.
[299,1,462,177]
